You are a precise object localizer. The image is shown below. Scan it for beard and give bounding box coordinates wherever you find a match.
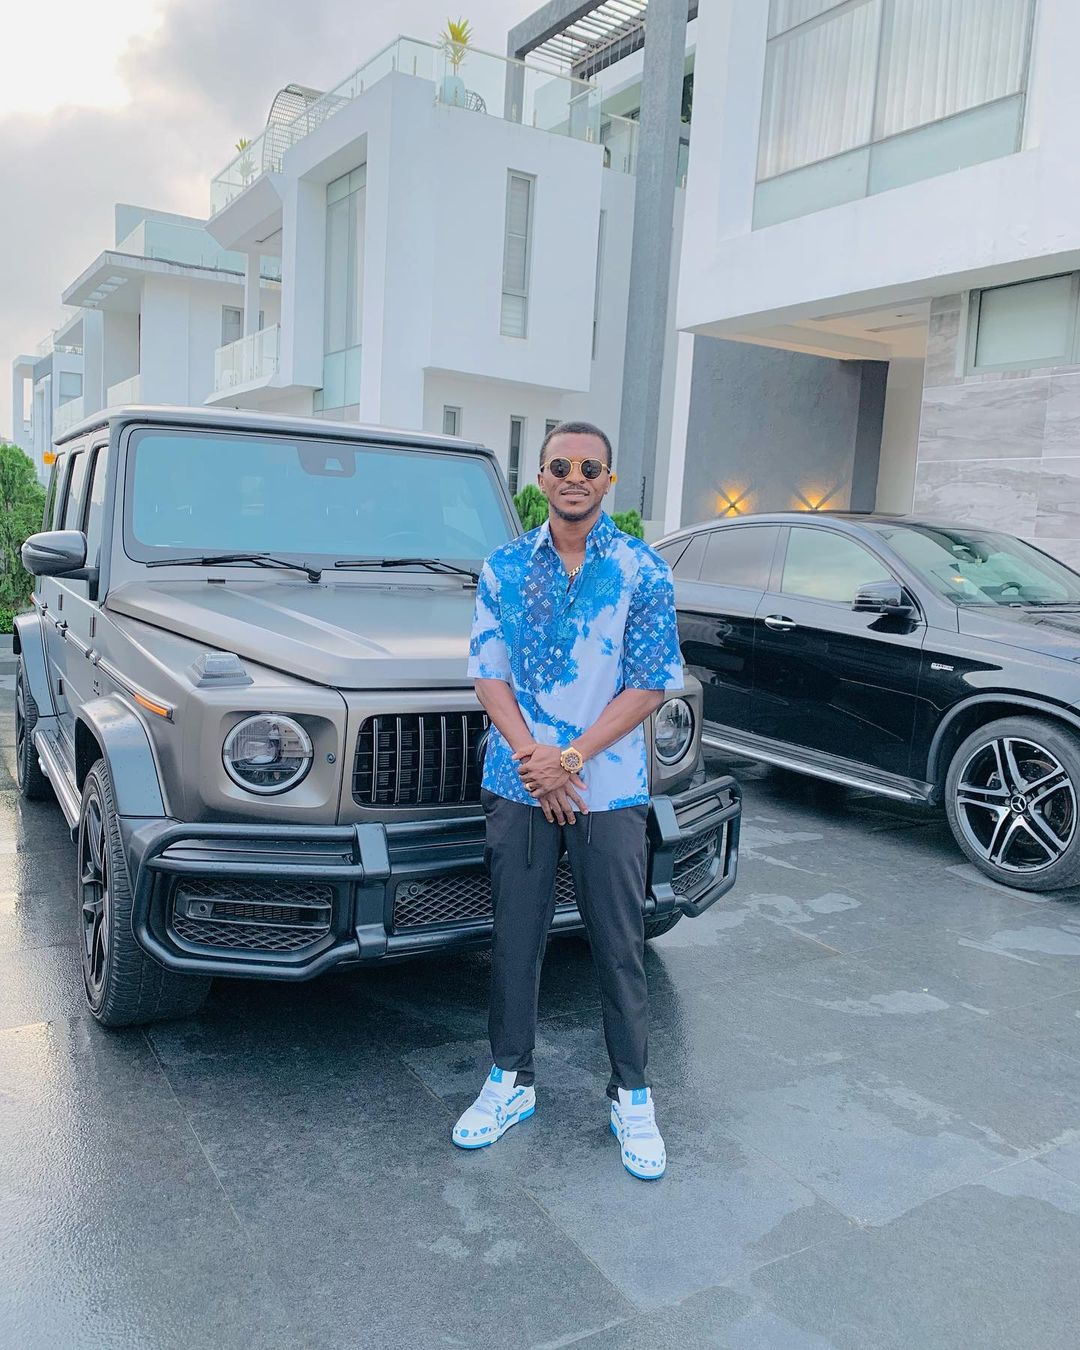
[549,496,600,524]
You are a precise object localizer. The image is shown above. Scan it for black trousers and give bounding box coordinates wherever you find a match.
[482,788,650,1099]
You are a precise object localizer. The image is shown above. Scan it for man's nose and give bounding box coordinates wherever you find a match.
[566,461,587,483]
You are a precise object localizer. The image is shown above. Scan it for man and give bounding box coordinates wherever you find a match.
[453,420,684,1180]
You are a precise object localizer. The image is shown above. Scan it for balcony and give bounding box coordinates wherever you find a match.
[53,397,84,437]
[107,374,142,405]
[213,325,280,391]
[210,36,608,214]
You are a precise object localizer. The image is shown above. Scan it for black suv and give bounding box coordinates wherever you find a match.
[658,512,1080,892]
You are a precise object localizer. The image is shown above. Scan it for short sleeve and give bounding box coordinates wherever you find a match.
[467,561,512,681]
[622,556,684,691]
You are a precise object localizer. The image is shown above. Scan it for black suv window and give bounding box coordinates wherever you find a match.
[61,452,88,530]
[84,447,109,566]
[782,527,891,604]
[671,533,707,580]
[700,526,778,590]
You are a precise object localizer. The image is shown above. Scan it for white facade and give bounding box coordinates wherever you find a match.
[674,0,1080,556]
[10,327,84,481]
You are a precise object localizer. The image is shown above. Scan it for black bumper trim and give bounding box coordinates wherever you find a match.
[126,774,740,979]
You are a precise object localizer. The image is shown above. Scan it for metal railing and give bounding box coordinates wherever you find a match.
[213,325,281,390]
[211,36,606,213]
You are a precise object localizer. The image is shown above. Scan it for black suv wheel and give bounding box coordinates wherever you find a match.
[15,660,51,801]
[79,759,212,1026]
[944,716,1080,891]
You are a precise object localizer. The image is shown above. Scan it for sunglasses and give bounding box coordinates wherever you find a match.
[543,457,611,481]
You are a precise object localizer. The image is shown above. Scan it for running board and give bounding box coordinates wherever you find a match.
[701,729,932,804]
[34,728,81,829]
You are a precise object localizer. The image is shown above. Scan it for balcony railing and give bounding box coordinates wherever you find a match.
[211,36,606,213]
[602,115,639,175]
[107,374,142,405]
[53,397,84,437]
[214,325,280,390]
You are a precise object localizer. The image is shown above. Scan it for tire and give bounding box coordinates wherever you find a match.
[78,759,211,1026]
[15,660,52,802]
[944,716,1080,892]
[644,912,683,940]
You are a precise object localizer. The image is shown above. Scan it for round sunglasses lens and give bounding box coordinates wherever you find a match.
[582,460,604,479]
[549,459,571,478]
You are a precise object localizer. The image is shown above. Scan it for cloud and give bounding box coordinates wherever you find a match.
[1,0,535,440]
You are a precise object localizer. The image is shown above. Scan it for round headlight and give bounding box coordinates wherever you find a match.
[654,697,694,765]
[223,714,313,794]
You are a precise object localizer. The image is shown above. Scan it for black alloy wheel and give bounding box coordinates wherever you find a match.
[15,661,51,800]
[79,786,111,1005]
[945,717,1080,891]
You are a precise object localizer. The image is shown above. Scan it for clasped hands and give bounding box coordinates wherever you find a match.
[511,743,588,826]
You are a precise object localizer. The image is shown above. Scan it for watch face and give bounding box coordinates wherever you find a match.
[562,748,583,772]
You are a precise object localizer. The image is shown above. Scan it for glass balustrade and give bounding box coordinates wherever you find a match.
[53,397,84,436]
[213,325,281,390]
[107,374,142,405]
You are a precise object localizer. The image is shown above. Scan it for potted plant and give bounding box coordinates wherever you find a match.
[438,17,472,108]
[235,137,255,185]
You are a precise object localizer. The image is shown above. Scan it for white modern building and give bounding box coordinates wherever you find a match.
[201,37,669,503]
[10,328,84,481]
[673,0,1080,562]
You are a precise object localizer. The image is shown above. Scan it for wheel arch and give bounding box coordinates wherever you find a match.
[75,696,167,816]
[12,611,54,716]
[927,695,1080,793]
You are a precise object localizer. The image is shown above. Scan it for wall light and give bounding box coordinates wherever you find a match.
[715,484,752,517]
[793,481,846,513]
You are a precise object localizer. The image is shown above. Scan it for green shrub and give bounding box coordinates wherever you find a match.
[0,442,45,630]
[512,486,646,541]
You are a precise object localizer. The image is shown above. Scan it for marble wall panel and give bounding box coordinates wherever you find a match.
[1044,372,1080,456]
[922,294,963,389]
[1035,456,1080,538]
[919,376,1049,461]
[913,457,1040,535]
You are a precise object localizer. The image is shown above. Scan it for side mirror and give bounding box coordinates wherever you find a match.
[22,529,88,577]
[852,579,915,617]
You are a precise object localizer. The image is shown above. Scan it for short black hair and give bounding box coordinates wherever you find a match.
[539,420,613,469]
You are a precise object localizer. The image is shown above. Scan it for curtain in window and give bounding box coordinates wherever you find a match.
[769,0,846,38]
[876,0,1033,140]
[758,0,881,179]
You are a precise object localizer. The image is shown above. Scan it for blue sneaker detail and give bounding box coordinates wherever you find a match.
[452,1070,536,1150]
[631,1087,648,1106]
[611,1088,666,1179]
[490,1066,503,1083]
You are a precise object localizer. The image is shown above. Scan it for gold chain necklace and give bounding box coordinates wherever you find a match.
[566,562,584,581]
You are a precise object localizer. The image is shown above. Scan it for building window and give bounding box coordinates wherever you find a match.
[545,419,559,437]
[316,165,366,412]
[970,274,1080,373]
[221,306,264,346]
[508,416,525,494]
[501,173,534,338]
[755,0,1035,229]
[443,406,462,437]
[592,210,605,359]
[58,371,82,405]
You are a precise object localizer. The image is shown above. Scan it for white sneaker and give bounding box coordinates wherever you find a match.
[610,1087,666,1179]
[452,1065,536,1149]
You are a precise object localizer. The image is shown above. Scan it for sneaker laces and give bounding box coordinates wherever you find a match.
[621,1099,660,1142]
[477,1077,524,1125]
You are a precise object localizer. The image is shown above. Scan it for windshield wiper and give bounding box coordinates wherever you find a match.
[146,553,322,583]
[333,556,479,583]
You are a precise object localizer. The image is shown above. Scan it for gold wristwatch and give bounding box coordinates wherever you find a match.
[559,745,584,774]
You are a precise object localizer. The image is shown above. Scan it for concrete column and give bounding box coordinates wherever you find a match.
[81,310,105,414]
[615,0,689,516]
[10,362,30,446]
[662,331,695,534]
[244,251,261,336]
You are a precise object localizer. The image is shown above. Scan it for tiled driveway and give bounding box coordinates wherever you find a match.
[2,661,1080,1348]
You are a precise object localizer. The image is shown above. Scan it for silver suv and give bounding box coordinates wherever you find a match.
[17,407,740,1026]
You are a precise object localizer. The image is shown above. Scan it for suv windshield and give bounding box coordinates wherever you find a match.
[873,523,1080,607]
[125,429,514,565]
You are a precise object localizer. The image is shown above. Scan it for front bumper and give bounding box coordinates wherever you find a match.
[125,774,741,980]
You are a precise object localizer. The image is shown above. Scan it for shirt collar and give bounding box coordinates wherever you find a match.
[530,509,615,560]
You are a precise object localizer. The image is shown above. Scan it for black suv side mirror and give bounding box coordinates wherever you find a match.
[22,529,89,578]
[852,579,915,617]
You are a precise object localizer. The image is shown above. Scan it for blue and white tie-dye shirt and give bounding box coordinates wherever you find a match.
[467,510,684,812]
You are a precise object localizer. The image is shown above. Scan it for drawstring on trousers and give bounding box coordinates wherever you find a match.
[527,808,534,868]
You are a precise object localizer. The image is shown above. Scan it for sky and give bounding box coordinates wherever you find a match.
[1,0,538,441]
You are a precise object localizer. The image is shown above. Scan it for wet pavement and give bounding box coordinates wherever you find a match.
[2,655,1080,1349]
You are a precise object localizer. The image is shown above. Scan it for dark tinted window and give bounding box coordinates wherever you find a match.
[43,456,63,529]
[782,526,891,603]
[655,538,688,569]
[699,526,778,589]
[84,448,109,565]
[672,532,707,580]
[61,452,88,530]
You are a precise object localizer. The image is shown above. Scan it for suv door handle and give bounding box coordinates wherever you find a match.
[764,614,796,631]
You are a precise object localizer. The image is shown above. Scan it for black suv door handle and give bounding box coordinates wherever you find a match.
[764,614,796,632]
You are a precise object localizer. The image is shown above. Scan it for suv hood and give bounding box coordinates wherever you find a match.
[107,579,478,689]
[959,605,1080,661]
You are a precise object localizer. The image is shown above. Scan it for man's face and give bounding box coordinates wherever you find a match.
[537,432,614,524]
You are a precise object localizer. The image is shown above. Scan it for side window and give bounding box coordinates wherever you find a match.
[782,527,892,604]
[84,447,109,565]
[43,455,64,529]
[655,538,688,570]
[672,533,706,581]
[61,452,89,531]
[700,526,779,590]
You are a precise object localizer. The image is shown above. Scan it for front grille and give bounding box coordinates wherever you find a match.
[394,860,578,930]
[171,878,333,954]
[352,712,490,807]
[671,826,722,898]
